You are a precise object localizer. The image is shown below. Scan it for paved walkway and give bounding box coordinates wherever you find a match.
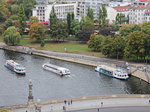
[9,95,150,112]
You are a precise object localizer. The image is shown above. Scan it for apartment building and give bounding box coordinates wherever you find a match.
[113,0,150,24]
[76,0,109,21]
[32,3,77,22]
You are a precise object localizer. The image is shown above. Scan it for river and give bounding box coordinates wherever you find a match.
[0,50,150,106]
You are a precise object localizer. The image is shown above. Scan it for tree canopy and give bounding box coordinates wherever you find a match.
[3,26,20,45]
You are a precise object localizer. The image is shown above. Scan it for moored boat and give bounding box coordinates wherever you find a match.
[95,65,129,80]
[42,63,70,76]
[5,60,26,74]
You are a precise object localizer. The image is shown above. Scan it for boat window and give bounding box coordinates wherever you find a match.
[44,65,58,70]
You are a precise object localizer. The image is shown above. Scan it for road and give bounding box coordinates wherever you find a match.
[68,106,150,112]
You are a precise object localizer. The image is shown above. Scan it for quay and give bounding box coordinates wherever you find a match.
[0,94,150,112]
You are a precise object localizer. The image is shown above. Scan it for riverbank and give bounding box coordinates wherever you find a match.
[0,42,150,83]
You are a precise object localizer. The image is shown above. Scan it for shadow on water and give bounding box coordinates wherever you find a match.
[125,76,150,94]
[3,50,24,61]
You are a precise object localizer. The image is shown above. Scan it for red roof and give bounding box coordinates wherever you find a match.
[139,0,148,2]
[113,5,131,11]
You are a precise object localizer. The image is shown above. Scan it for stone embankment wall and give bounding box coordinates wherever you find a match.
[0,42,150,83]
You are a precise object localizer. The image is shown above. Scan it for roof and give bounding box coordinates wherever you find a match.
[113,5,131,11]
[139,0,149,2]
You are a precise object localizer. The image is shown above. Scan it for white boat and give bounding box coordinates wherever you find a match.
[95,65,129,80]
[42,63,70,76]
[5,60,26,74]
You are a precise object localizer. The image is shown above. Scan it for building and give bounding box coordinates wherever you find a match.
[76,0,109,21]
[112,0,150,24]
[32,3,77,22]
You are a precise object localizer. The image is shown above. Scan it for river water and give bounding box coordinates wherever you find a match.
[0,50,150,106]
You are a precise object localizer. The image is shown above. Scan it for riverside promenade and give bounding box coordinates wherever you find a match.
[1,95,150,112]
[0,42,150,83]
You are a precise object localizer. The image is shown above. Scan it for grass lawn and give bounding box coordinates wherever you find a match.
[22,39,103,57]
[0,38,103,57]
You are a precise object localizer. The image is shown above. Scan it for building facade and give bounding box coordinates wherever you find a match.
[32,3,77,22]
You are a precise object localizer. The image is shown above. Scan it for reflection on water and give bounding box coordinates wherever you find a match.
[0,50,150,106]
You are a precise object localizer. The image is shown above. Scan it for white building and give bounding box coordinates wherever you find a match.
[76,0,110,21]
[32,3,77,22]
[106,6,118,24]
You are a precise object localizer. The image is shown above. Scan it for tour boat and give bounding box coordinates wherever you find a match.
[95,65,129,80]
[5,60,26,74]
[42,63,71,76]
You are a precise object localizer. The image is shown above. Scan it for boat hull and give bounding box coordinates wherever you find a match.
[42,64,70,76]
[4,64,25,75]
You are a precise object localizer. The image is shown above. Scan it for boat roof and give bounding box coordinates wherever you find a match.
[44,63,69,70]
[6,60,21,66]
[100,65,116,72]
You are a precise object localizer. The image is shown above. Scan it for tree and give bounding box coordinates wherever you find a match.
[49,6,57,25]
[119,25,141,36]
[0,11,6,22]
[4,18,13,29]
[18,4,26,35]
[124,31,148,59]
[29,16,39,24]
[142,22,150,35]
[87,34,104,51]
[101,36,114,57]
[50,21,68,41]
[70,20,80,35]
[98,27,118,36]
[87,8,94,20]
[23,0,37,19]
[116,13,128,25]
[76,27,94,41]
[0,24,4,35]
[29,22,47,40]
[98,4,107,27]
[67,13,72,35]
[3,26,20,45]
[80,16,94,29]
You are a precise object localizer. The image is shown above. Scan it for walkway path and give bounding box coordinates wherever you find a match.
[5,95,150,112]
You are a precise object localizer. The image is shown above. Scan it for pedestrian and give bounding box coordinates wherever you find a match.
[64,100,67,104]
[101,102,103,107]
[68,101,70,105]
[71,99,72,104]
[149,100,150,104]
[97,108,99,112]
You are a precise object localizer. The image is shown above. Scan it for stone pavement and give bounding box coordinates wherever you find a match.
[8,95,150,112]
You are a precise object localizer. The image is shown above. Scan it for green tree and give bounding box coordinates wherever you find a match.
[29,16,39,24]
[76,27,94,41]
[50,21,68,41]
[87,8,94,20]
[80,16,94,29]
[0,11,6,22]
[18,4,26,35]
[101,36,114,57]
[116,13,128,25]
[49,6,57,25]
[3,26,20,45]
[142,22,150,35]
[87,34,104,51]
[119,25,141,36]
[124,31,148,59]
[70,20,80,35]
[4,18,13,29]
[67,13,72,34]
[23,0,37,19]
[29,22,47,40]
[98,4,107,27]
